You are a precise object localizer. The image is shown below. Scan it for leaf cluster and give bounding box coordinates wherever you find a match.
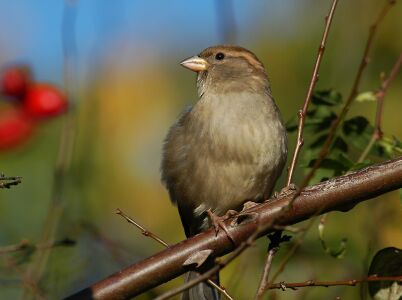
[286,89,402,184]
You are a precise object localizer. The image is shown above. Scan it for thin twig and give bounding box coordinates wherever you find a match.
[21,2,79,298]
[254,231,289,300]
[255,248,277,299]
[357,52,402,163]
[207,280,234,300]
[303,0,397,185]
[0,175,22,189]
[116,208,169,248]
[116,208,234,300]
[0,240,29,254]
[0,238,75,254]
[269,275,402,290]
[286,0,339,186]
[268,217,316,286]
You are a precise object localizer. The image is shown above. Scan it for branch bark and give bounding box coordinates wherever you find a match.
[65,156,402,300]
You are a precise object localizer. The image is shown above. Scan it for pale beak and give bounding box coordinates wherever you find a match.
[180,56,209,72]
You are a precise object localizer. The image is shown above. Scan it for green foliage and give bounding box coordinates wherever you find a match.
[286,89,402,184]
[318,215,347,259]
[355,91,377,102]
[312,89,343,106]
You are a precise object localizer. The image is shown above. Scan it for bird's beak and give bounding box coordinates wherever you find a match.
[180,56,209,72]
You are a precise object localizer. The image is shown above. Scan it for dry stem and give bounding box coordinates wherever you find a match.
[286,0,339,186]
[269,275,402,290]
[357,52,402,163]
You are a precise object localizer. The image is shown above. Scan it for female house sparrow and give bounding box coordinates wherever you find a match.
[161,45,287,299]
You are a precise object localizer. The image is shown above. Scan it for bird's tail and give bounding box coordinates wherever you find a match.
[182,271,220,300]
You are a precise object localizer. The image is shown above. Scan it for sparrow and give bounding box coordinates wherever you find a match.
[161,45,287,299]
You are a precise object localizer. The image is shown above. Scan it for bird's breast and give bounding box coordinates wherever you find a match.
[190,92,286,166]
[162,92,287,233]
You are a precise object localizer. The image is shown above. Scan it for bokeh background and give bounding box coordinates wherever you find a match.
[0,0,401,299]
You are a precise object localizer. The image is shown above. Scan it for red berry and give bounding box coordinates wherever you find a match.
[1,65,31,98]
[24,84,68,118]
[0,108,34,150]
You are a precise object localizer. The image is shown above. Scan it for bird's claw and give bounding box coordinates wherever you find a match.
[241,201,259,211]
[274,183,299,198]
[207,210,235,244]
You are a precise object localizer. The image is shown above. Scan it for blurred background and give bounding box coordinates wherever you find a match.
[0,0,401,299]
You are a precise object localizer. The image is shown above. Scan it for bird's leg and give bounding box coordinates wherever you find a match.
[207,210,235,244]
[231,201,260,225]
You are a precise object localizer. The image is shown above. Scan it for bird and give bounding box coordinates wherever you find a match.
[161,45,288,299]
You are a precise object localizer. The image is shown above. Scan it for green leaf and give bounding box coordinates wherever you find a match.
[310,134,329,149]
[336,152,354,169]
[308,158,345,175]
[373,139,394,159]
[286,108,338,134]
[312,89,343,106]
[328,238,347,259]
[343,116,373,150]
[355,91,377,102]
[343,116,371,136]
[371,136,402,159]
[309,134,347,153]
[304,165,333,184]
[305,111,337,133]
[332,136,348,153]
[393,136,402,150]
[318,214,347,259]
[368,247,402,300]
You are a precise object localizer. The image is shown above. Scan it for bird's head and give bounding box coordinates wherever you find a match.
[180,45,270,97]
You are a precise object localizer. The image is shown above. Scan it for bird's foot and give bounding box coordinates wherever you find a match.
[241,201,260,211]
[207,210,235,244]
[273,183,299,199]
[221,201,259,225]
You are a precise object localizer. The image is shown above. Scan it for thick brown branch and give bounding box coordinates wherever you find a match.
[65,157,402,300]
[286,0,339,186]
[115,208,233,299]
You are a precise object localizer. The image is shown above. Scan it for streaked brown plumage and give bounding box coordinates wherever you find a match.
[161,45,287,299]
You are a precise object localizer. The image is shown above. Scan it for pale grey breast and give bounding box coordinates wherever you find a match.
[161,91,287,235]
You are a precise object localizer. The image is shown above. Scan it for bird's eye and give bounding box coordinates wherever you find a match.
[215,52,225,60]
